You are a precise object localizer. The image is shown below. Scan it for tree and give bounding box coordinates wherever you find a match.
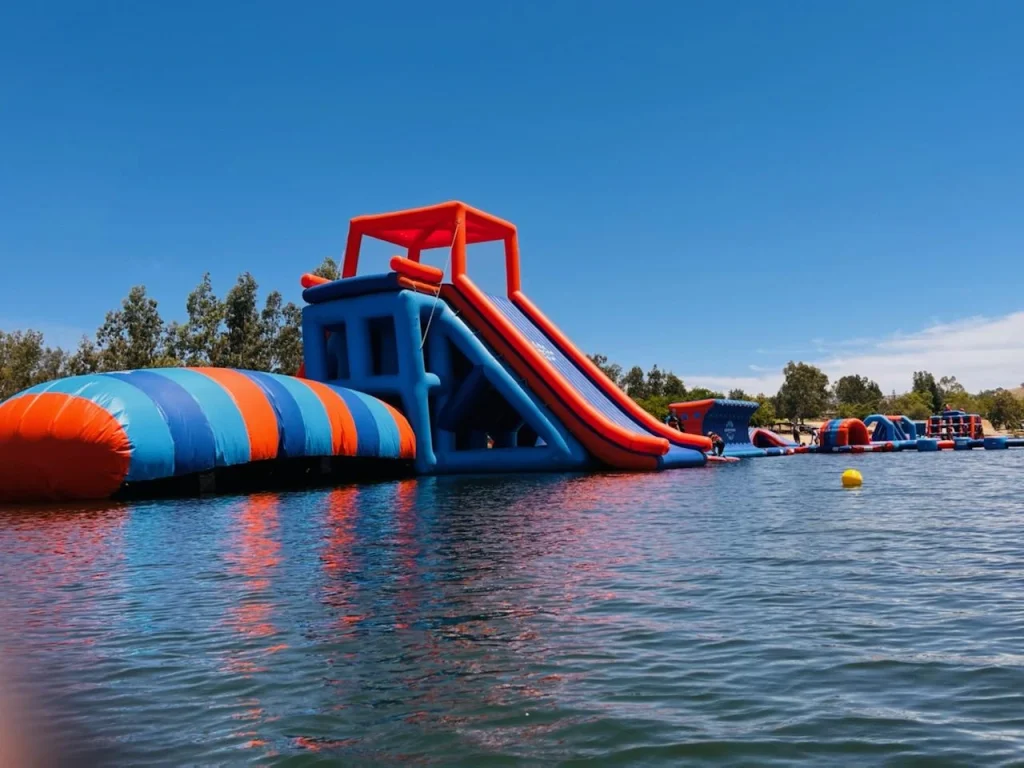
[65,336,100,376]
[834,374,882,410]
[0,330,46,400]
[912,371,943,413]
[92,286,166,371]
[663,372,686,399]
[687,386,725,401]
[646,365,665,398]
[621,366,648,399]
[216,273,264,369]
[937,375,975,412]
[883,390,933,420]
[728,388,750,401]
[313,256,341,281]
[273,301,304,375]
[748,393,777,428]
[988,390,1024,430]
[587,353,623,387]
[776,361,829,421]
[635,394,674,421]
[170,273,224,366]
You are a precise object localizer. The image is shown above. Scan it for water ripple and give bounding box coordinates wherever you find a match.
[1,452,1023,764]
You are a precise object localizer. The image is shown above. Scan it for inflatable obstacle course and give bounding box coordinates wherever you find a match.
[1,201,716,503]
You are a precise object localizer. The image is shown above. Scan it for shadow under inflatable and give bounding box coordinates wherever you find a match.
[112,456,416,502]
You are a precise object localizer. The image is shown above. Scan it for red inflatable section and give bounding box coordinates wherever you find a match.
[0,393,132,501]
[820,418,871,449]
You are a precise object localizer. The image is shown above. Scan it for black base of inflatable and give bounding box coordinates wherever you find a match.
[115,456,416,501]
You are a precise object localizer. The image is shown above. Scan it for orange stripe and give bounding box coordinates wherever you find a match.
[381,402,417,459]
[389,255,443,284]
[299,379,359,456]
[0,393,130,501]
[191,367,279,461]
[396,276,442,295]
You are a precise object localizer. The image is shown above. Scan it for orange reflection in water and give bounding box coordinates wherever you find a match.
[217,494,286,757]
[320,486,363,628]
[222,493,283,645]
[391,479,421,632]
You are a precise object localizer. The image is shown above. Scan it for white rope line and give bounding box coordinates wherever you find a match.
[419,221,457,349]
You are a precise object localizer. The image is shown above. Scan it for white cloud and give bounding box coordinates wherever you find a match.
[686,311,1024,395]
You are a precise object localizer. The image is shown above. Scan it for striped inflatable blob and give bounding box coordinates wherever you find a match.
[0,368,415,501]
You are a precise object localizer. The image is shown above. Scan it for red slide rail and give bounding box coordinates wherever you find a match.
[338,200,712,466]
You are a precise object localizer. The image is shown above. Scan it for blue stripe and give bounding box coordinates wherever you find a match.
[108,371,217,477]
[25,374,175,482]
[149,368,251,467]
[330,385,380,456]
[242,371,306,459]
[262,374,334,457]
[348,390,401,458]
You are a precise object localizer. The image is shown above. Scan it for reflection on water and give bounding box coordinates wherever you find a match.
[2,452,1024,764]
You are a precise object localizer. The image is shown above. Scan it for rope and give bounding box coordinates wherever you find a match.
[419,221,457,349]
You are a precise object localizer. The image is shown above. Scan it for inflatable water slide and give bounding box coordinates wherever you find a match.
[0,202,714,502]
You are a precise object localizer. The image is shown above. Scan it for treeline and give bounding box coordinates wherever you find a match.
[589,357,1024,431]
[3,278,1022,433]
[0,258,340,401]
[585,355,778,427]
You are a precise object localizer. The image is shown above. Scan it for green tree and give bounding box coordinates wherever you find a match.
[687,386,725,401]
[635,394,675,421]
[273,301,304,375]
[587,353,623,386]
[663,372,686,399]
[621,366,648,399]
[217,273,263,369]
[776,361,829,421]
[646,365,665,398]
[93,286,166,371]
[988,390,1024,430]
[313,256,341,280]
[912,371,943,413]
[938,375,976,412]
[0,330,46,400]
[170,273,224,365]
[728,388,750,401]
[834,374,883,412]
[65,336,100,376]
[883,390,933,420]
[748,393,777,428]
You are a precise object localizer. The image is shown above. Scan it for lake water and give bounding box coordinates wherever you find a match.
[1,451,1023,766]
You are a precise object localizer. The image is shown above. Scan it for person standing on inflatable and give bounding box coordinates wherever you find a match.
[706,431,725,456]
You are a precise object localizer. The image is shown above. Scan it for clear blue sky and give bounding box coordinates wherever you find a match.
[2,1,1023,391]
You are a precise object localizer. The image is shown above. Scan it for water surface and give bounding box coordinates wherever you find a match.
[1,451,1023,765]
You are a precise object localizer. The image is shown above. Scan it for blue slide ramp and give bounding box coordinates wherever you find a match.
[486,295,706,468]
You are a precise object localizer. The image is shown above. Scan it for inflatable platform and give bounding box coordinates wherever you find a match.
[668,399,797,457]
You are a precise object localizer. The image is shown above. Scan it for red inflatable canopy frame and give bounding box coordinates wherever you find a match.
[342,201,522,294]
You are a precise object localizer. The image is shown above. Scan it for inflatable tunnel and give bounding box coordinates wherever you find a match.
[818,418,871,451]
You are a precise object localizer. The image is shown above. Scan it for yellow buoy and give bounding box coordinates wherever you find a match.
[841,469,862,488]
